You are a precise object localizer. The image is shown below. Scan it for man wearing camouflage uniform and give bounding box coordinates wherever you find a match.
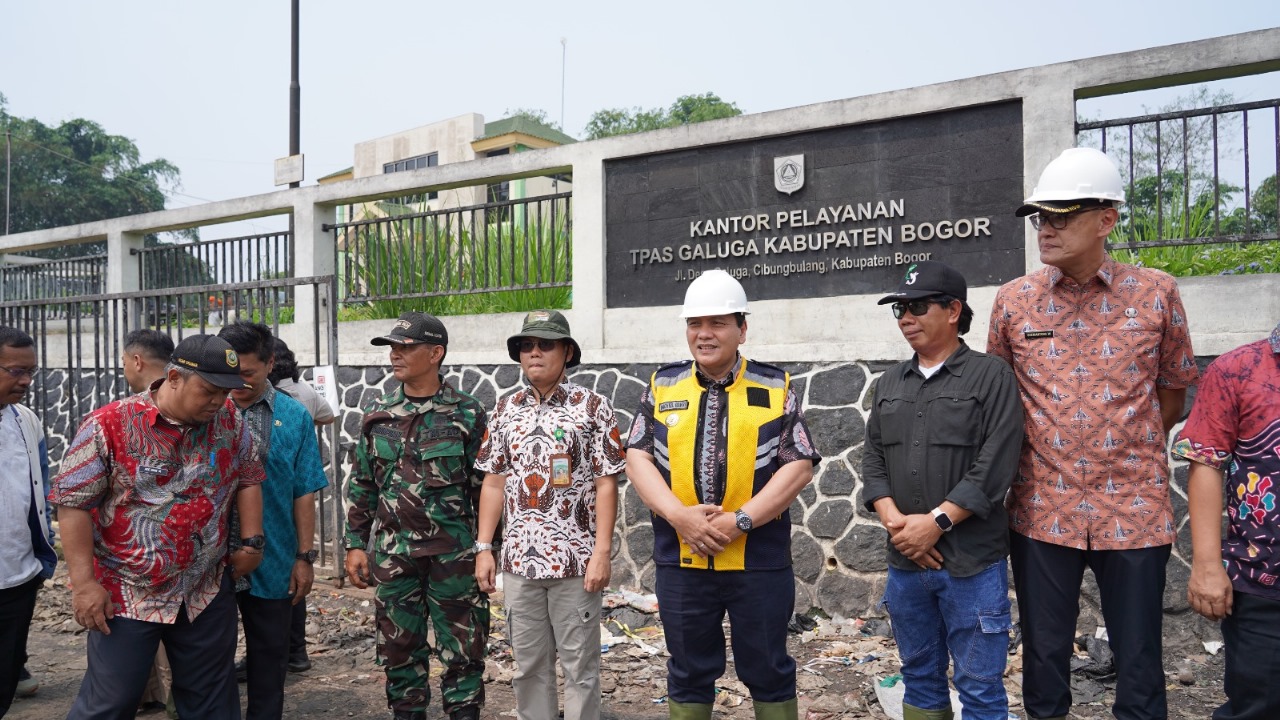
[344,312,489,720]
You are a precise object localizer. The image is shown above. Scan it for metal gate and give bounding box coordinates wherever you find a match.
[0,275,348,571]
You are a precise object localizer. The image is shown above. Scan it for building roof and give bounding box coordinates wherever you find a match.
[317,166,354,183]
[480,117,577,146]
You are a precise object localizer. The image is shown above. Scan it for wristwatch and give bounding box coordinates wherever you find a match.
[295,549,319,563]
[734,509,753,533]
[241,534,266,550]
[473,541,494,553]
[931,508,954,533]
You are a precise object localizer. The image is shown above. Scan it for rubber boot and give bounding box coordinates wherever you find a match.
[752,697,798,720]
[668,700,714,720]
[901,702,954,720]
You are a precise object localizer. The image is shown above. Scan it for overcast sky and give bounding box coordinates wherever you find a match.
[2,1,1277,237]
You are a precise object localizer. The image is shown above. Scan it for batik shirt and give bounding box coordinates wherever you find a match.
[49,392,264,623]
[475,381,625,579]
[988,257,1199,550]
[1173,322,1280,600]
[345,378,487,557]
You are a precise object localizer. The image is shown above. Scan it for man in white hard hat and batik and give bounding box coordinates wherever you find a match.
[625,269,821,720]
[987,148,1199,720]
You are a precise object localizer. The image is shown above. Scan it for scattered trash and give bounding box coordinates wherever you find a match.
[1071,634,1116,681]
[603,588,659,613]
[1203,641,1223,656]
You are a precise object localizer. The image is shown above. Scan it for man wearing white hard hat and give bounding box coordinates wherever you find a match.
[625,270,821,720]
[987,148,1199,720]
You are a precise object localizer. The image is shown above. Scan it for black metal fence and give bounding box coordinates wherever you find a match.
[0,253,107,301]
[328,192,571,313]
[1077,98,1280,251]
[0,276,347,570]
[135,231,294,290]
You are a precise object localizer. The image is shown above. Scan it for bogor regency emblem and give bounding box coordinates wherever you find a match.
[774,155,804,195]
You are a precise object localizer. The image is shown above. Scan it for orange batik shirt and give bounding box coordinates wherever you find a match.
[987,257,1199,550]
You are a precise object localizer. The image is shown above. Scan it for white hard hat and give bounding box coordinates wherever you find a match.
[679,269,750,318]
[1016,147,1126,217]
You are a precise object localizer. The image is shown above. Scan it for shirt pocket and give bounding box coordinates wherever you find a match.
[876,397,913,446]
[930,391,982,447]
[415,438,468,488]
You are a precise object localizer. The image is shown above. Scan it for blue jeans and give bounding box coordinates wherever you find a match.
[883,559,1010,719]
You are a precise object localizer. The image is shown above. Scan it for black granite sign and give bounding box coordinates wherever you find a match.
[604,101,1025,308]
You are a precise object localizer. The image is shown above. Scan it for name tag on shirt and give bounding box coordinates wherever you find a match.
[370,425,401,440]
[1024,330,1054,339]
[658,400,689,413]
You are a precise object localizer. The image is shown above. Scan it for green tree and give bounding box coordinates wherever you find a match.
[583,92,742,140]
[502,107,562,132]
[2,93,182,238]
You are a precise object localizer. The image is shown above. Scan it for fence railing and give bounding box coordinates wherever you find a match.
[327,192,571,317]
[0,275,346,570]
[134,231,294,290]
[1077,98,1280,252]
[0,253,107,302]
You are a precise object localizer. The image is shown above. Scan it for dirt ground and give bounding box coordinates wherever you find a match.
[8,566,1229,720]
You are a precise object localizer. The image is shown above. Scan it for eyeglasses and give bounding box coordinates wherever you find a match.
[1029,207,1104,231]
[518,338,560,353]
[891,299,949,319]
[0,366,38,378]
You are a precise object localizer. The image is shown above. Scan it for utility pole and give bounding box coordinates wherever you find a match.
[559,37,567,134]
[289,0,301,189]
[4,129,10,235]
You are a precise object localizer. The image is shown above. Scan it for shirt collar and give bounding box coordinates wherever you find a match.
[387,375,458,408]
[1270,321,1280,354]
[695,355,744,389]
[902,340,971,379]
[517,380,570,406]
[1048,255,1118,288]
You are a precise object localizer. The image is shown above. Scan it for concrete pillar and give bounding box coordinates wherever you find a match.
[568,150,606,355]
[1018,67,1080,273]
[107,230,145,330]
[292,200,336,360]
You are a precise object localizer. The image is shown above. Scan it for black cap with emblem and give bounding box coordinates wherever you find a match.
[370,312,449,347]
[877,260,968,305]
[171,334,251,389]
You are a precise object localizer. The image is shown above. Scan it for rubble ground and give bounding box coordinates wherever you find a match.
[9,567,1228,719]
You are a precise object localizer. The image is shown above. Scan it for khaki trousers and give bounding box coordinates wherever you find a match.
[503,573,602,720]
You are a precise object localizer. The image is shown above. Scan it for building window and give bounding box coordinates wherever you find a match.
[486,149,510,223]
[384,153,439,200]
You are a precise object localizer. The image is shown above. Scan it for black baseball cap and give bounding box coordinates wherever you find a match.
[171,334,251,390]
[878,261,969,304]
[370,312,449,347]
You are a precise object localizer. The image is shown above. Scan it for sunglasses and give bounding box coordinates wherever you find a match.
[891,298,951,319]
[517,338,560,353]
[1029,206,1104,231]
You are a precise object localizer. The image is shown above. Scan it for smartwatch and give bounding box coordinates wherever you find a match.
[931,508,954,533]
[241,534,266,550]
[473,542,494,553]
[295,549,319,563]
[734,509,753,533]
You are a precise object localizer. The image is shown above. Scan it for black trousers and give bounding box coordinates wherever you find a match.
[656,565,797,704]
[238,592,294,720]
[289,599,307,659]
[68,570,240,720]
[1010,533,1170,720]
[1215,590,1280,719]
[0,574,41,717]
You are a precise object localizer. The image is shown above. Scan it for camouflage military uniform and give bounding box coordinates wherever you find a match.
[345,378,489,716]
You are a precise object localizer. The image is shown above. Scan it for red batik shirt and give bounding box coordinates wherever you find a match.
[988,257,1199,550]
[1173,324,1280,599]
[50,392,264,623]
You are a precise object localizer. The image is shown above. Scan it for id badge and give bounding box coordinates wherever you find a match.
[550,453,572,488]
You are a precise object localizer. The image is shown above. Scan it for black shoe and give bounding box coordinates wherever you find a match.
[392,712,426,720]
[450,707,480,720]
[287,655,312,673]
[234,658,247,683]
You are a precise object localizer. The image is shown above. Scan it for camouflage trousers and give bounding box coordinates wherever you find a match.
[371,547,490,714]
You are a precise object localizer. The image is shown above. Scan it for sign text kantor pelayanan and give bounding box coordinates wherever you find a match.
[604,101,1025,308]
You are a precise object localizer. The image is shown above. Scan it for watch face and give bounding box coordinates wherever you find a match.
[735,513,752,532]
[242,535,266,549]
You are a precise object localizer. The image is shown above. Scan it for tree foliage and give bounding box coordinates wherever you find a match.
[583,92,742,140]
[502,107,563,132]
[2,93,181,237]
